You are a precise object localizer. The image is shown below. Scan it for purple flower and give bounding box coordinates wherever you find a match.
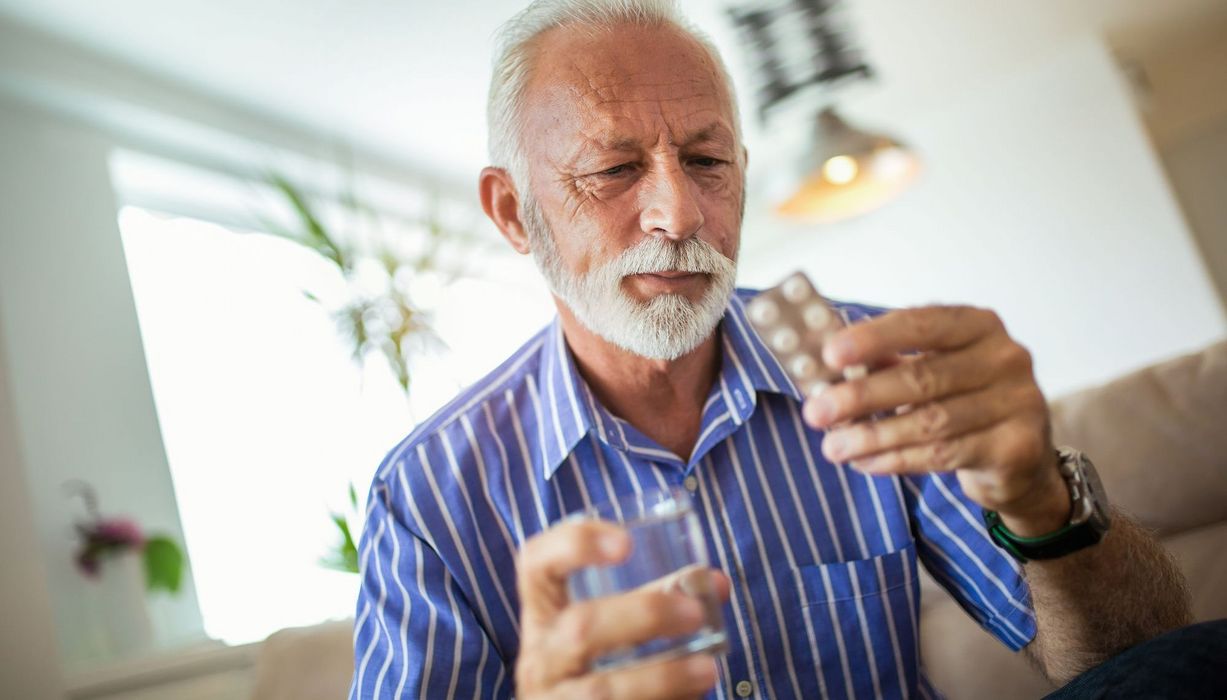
[93,518,146,548]
[73,517,146,579]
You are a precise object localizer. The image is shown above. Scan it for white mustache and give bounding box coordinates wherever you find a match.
[610,236,732,277]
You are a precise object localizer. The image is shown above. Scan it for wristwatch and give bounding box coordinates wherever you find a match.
[983,447,1112,563]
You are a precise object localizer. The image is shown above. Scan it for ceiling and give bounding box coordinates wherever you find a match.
[1,0,1224,187]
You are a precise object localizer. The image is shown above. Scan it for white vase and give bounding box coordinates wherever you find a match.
[83,550,154,660]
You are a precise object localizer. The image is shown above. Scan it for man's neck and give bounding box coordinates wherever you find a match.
[555,301,721,463]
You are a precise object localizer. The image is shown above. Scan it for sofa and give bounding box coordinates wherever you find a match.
[249,340,1227,699]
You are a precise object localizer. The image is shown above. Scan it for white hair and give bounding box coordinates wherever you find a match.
[486,0,740,192]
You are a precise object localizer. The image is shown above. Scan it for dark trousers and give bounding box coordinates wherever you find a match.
[1045,619,1227,699]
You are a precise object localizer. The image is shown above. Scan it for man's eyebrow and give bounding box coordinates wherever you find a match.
[594,134,641,151]
[591,123,735,151]
[680,124,735,147]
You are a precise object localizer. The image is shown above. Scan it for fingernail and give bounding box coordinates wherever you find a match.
[825,335,854,365]
[677,595,704,624]
[675,566,708,597]
[805,395,834,425]
[842,364,867,381]
[685,654,717,682]
[823,432,846,460]
[598,532,626,559]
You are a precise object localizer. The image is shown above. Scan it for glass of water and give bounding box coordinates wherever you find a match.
[565,486,727,670]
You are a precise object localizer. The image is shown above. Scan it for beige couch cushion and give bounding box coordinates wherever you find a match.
[249,619,354,700]
[919,580,1057,699]
[1165,520,1227,622]
[1049,340,1227,536]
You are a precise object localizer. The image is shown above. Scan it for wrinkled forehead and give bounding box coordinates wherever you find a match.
[521,23,739,150]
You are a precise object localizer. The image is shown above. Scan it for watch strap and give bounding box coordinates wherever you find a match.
[982,508,1104,563]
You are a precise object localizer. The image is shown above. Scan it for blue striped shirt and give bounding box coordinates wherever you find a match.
[350,289,1036,699]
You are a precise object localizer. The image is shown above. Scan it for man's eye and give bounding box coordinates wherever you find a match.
[598,164,630,177]
[691,157,723,168]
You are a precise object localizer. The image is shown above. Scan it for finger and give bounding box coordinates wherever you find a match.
[546,653,719,700]
[821,383,1027,463]
[804,337,1029,427]
[540,587,710,680]
[521,569,727,689]
[846,417,1045,488]
[710,569,731,601]
[517,520,631,620]
[864,354,917,419]
[637,567,730,654]
[803,349,981,428]
[845,429,980,476]
[824,306,1004,370]
[638,566,731,604]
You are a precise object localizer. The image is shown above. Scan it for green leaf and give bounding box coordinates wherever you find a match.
[333,514,357,554]
[268,174,347,269]
[143,536,185,594]
[324,512,360,574]
[348,482,359,509]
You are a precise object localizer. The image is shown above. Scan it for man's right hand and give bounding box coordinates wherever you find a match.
[514,519,729,699]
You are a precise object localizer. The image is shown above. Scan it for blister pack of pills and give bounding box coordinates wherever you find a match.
[746,271,867,397]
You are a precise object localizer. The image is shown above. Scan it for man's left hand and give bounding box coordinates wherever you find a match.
[802,306,1070,536]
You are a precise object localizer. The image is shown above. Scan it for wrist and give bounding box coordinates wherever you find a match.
[997,452,1072,537]
[985,447,1111,562]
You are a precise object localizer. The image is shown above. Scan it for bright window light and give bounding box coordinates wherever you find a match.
[118,206,552,645]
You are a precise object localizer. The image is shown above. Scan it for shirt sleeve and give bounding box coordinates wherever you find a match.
[349,478,512,700]
[902,471,1038,650]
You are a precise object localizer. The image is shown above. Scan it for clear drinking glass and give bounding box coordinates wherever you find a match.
[565,487,727,670]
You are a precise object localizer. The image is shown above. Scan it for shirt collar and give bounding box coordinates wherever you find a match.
[536,318,597,481]
[536,290,803,481]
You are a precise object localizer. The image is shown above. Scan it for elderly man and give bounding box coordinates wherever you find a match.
[350,1,1199,698]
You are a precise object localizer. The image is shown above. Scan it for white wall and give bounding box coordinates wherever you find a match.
[738,35,1227,396]
[0,97,206,675]
[0,316,63,700]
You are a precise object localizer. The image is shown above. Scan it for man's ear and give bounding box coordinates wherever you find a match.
[479,167,531,255]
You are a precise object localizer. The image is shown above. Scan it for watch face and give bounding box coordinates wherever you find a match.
[1078,454,1112,531]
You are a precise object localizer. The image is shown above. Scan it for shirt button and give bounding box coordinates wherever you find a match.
[683,475,698,492]
[735,680,753,697]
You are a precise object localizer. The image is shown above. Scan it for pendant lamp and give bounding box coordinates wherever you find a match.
[729,0,921,223]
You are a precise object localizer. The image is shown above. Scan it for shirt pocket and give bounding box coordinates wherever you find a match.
[784,542,920,699]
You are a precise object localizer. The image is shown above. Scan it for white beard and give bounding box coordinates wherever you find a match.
[522,198,737,361]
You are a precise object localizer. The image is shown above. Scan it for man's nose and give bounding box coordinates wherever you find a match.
[638,165,704,241]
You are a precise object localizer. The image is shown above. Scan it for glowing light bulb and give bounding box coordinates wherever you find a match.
[822,155,858,184]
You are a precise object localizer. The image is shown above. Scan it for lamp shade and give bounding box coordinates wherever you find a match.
[775,108,921,223]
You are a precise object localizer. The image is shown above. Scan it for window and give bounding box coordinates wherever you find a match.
[119,206,553,645]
